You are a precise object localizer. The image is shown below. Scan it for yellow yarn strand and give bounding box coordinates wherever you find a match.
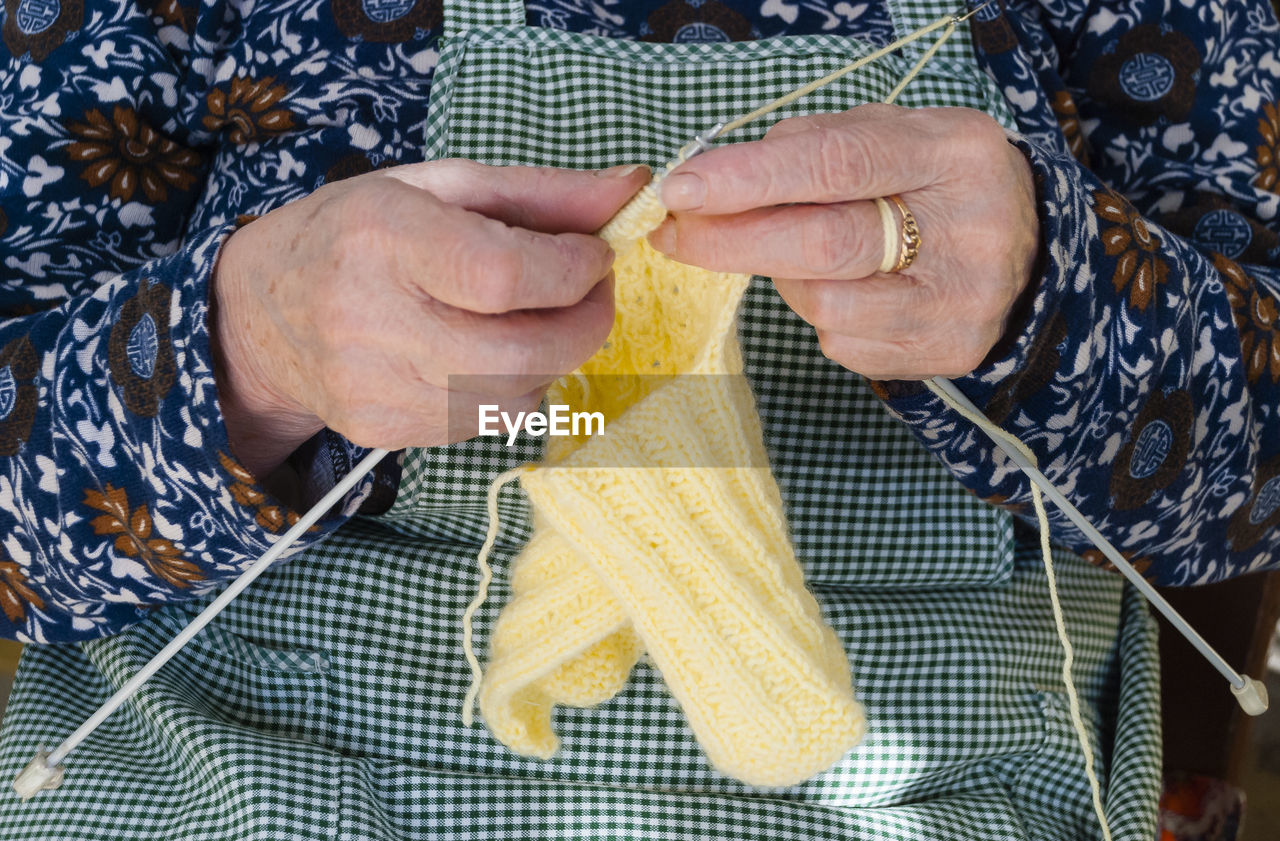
[886,20,955,104]
[924,379,1113,841]
[461,466,531,727]
[867,27,1114,838]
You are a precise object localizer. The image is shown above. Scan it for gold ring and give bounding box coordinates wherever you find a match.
[873,194,922,273]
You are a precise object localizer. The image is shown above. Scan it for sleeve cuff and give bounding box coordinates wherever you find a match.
[163,224,397,567]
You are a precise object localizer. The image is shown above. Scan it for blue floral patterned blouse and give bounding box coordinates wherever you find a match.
[0,0,1277,642]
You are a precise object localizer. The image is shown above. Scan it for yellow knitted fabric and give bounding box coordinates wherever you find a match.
[478,183,866,787]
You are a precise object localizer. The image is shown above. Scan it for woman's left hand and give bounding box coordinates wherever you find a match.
[647,104,1040,379]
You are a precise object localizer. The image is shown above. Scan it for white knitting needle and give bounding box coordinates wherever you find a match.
[12,447,391,800]
[926,377,1269,716]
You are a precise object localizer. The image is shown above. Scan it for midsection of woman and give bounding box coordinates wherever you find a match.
[2,0,1277,836]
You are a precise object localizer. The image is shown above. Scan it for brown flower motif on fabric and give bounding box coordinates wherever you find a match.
[1109,388,1193,511]
[642,0,752,43]
[1093,188,1169,311]
[142,0,195,33]
[1159,192,1278,264]
[0,206,7,239]
[107,279,176,417]
[203,77,298,145]
[1050,90,1090,167]
[330,0,441,43]
[985,312,1068,426]
[1,0,83,62]
[85,485,203,589]
[1080,548,1155,581]
[867,379,926,401]
[1257,101,1280,194]
[320,151,389,184]
[1214,253,1280,385]
[973,491,1028,517]
[0,335,39,457]
[1227,454,1280,553]
[0,558,44,623]
[220,453,301,533]
[65,106,202,203]
[320,153,398,188]
[324,152,378,184]
[969,0,1017,55]
[1087,25,1200,127]
[3,302,58,317]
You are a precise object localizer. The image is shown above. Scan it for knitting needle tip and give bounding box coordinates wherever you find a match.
[953,0,996,25]
[1233,675,1270,716]
[12,749,64,801]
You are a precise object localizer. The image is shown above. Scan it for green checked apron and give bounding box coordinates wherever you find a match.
[0,0,1162,838]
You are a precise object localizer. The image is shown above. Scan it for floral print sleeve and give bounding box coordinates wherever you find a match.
[0,0,399,642]
[878,0,1280,585]
[2,0,1278,643]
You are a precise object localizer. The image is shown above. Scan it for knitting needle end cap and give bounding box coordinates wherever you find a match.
[1232,675,1270,716]
[12,748,64,802]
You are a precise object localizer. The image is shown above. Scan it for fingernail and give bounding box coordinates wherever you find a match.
[597,164,646,179]
[661,172,705,211]
[648,219,675,253]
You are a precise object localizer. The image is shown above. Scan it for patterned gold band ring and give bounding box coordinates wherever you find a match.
[873,194,922,273]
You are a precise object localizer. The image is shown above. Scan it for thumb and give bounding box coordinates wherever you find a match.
[384,159,651,233]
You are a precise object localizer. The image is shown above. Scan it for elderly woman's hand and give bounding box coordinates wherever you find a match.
[212,161,649,477]
[648,105,1039,380]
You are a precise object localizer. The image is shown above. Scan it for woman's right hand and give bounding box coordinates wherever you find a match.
[211,160,649,478]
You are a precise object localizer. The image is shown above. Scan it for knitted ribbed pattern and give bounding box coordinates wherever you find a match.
[479,183,865,787]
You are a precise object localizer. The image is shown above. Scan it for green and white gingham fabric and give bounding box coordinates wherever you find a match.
[0,0,1161,838]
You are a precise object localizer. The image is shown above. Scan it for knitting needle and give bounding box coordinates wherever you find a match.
[12,447,392,800]
[714,1,994,140]
[927,377,1269,716]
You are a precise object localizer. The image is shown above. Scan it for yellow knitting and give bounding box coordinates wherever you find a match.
[477,183,866,787]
